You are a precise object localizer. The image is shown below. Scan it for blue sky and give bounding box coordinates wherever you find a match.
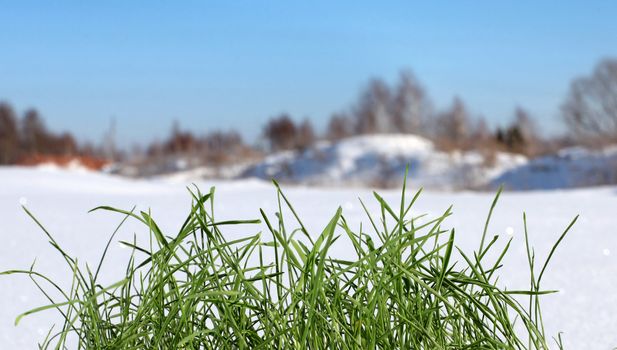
[1,1,617,145]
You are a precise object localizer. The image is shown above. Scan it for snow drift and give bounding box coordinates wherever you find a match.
[491,146,617,190]
[243,134,526,189]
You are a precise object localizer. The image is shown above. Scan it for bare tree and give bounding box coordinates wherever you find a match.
[512,106,542,155]
[203,130,245,165]
[102,118,117,160]
[338,71,433,138]
[295,119,315,151]
[53,133,78,155]
[0,103,96,164]
[562,59,617,143]
[513,107,537,141]
[355,78,392,134]
[326,113,352,141]
[392,71,430,134]
[471,116,500,165]
[21,109,47,154]
[0,103,19,164]
[162,121,198,154]
[434,97,471,148]
[263,114,297,151]
[471,116,491,141]
[204,130,244,154]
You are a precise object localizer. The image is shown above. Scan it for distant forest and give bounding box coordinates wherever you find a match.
[1,58,617,169]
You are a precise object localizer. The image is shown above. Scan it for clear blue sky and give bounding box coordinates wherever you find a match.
[1,1,617,145]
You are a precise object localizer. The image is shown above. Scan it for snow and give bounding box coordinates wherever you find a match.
[156,162,256,184]
[1,166,617,348]
[244,134,527,189]
[34,159,95,174]
[491,146,617,190]
[101,135,617,191]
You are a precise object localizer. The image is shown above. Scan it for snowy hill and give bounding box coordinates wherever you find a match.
[491,146,617,190]
[244,134,527,189]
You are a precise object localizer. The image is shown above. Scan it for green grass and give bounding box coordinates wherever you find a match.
[2,176,577,349]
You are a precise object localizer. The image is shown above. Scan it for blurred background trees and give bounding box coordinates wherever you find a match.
[0,103,81,165]
[561,59,617,145]
[326,113,352,141]
[263,114,299,151]
[433,97,472,150]
[392,71,430,134]
[262,114,316,152]
[4,58,617,170]
[338,72,432,136]
[0,104,19,164]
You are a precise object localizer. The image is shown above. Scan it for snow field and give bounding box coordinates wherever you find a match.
[0,167,616,348]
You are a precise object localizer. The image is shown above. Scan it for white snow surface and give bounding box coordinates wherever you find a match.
[1,166,616,348]
[492,146,617,190]
[244,135,527,189]
[244,135,617,190]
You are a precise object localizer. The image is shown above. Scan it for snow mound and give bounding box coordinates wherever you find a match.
[244,134,526,189]
[34,159,94,174]
[491,146,617,190]
[156,162,256,184]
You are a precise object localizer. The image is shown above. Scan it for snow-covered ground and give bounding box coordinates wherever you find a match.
[492,146,617,190]
[109,134,617,191]
[244,134,527,189]
[1,166,616,348]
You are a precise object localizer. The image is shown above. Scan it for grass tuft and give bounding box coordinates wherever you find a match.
[2,182,576,349]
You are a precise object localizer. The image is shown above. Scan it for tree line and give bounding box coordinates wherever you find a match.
[0,104,86,165]
[262,58,617,156]
[1,58,617,167]
[263,71,540,157]
[143,122,257,167]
